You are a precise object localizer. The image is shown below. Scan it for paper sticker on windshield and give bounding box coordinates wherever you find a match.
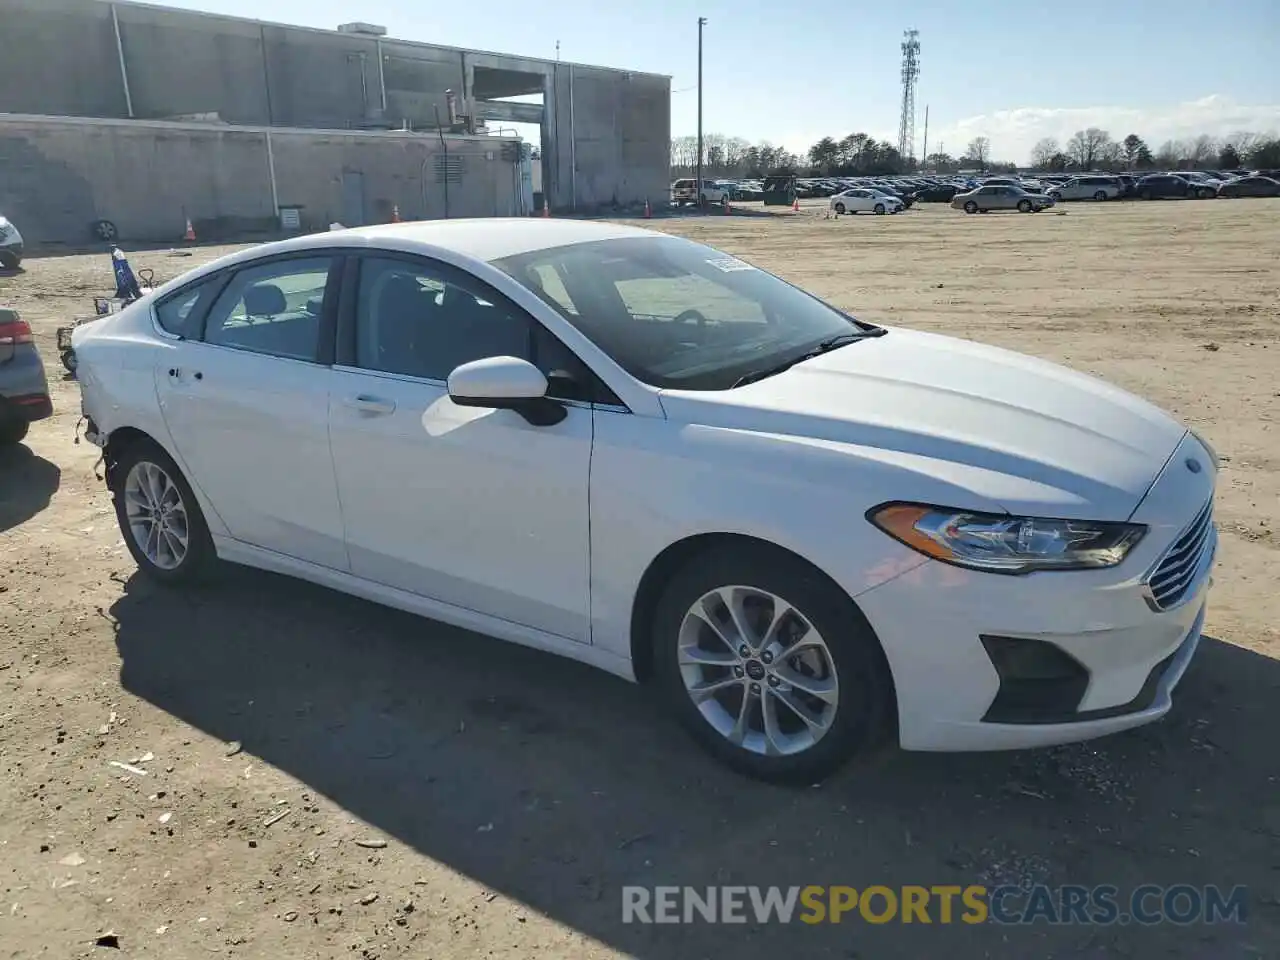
[705,256,756,273]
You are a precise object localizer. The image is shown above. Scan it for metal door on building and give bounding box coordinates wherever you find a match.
[341,171,366,227]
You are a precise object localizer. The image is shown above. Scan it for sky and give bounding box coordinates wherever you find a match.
[158,0,1279,164]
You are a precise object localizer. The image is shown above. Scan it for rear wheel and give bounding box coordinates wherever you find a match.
[652,544,894,784]
[111,438,215,585]
[963,200,978,214]
[834,203,846,215]
[1093,190,1108,201]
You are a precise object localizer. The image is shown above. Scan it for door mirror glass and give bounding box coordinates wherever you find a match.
[447,356,565,426]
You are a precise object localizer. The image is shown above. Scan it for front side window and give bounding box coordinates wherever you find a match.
[494,236,871,391]
[203,257,332,361]
[352,256,607,402]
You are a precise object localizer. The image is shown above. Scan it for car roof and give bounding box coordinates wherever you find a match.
[143,219,667,302]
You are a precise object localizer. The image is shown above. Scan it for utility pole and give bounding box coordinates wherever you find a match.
[555,40,560,61]
[697,16,706,208]
[920,105,929,171]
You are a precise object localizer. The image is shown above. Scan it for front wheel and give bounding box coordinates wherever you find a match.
[111,438,215,585]
[1017,199,1032,213]
[874,203,885,215]
[963,200,978,214]
[652,544,893,784]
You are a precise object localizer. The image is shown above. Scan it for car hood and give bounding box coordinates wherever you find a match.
[658,327,1187,521]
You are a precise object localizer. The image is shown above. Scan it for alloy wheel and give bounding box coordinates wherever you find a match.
[123,460,191,570]
[677,585,839,757]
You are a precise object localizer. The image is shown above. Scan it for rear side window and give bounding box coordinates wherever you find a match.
[154,278,220,339]
[203,257,333,361]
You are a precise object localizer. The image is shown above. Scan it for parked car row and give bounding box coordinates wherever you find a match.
[673,169,1279,212]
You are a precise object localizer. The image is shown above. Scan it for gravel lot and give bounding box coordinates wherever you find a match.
[1,200,1277,958]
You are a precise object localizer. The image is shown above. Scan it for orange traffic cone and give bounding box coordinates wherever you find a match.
[391,204,401,223]
[183,218,196,242]
[792,196,800,212]
[644,198,652,219]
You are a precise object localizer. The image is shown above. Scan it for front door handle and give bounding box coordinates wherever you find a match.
[344,395,396,416]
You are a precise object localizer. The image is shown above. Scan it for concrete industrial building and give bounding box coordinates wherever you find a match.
[0,0,670,245]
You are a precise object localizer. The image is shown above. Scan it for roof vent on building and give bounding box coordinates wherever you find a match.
[337,22,388,37]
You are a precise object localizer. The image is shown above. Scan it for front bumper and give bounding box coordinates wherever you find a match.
[856,431,1217,752]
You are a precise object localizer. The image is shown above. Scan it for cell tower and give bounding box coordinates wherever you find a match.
[897,29,921,162]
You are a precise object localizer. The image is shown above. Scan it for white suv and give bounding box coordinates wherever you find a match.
[1047,176,1123,202]
[671,179,730,207]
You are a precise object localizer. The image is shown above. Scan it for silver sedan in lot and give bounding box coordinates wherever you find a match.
[952,185,1054,214]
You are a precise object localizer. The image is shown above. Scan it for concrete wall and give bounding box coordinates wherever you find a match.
[0,0,670,211]
[0,116,522,246]
[547,65,670,212]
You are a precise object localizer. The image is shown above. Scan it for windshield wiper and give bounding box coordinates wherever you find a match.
[731,328,886,388]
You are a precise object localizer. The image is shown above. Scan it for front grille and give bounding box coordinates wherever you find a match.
[1146,499,1214,611]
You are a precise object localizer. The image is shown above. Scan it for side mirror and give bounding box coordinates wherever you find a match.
[447,356,567,426]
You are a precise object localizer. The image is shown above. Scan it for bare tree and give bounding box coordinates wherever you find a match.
[964,136,990,169]
[1186,134,1217,166]
[1029,137,1060,169]
[1066,127,1112,170]
[1154,140,1183,168]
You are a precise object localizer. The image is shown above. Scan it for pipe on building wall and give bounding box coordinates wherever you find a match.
[259,25,275,125]
[265,130,280,216]
[110,4,134,119]
[568,64,576,212]
[376,40,388,113]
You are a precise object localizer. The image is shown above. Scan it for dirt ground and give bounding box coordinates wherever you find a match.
[1,200,1278,959]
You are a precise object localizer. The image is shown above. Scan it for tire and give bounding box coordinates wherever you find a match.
[61,349,78,374]
[651,543,894,784]
[1093,190,1108,201]
[1197,188,1213,199]
[1017,199,1032,213]
[0,251,19,271]
[0,418,30,446]
[92,219,118,242]
[1047,192,1061,202]
[834,203,846,215]
[1139,190,1152,200]
[111,438,215,585]
[874,203,885,215]
[963,200,978,214]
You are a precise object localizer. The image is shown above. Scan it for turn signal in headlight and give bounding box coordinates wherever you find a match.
[867,502,1146,574]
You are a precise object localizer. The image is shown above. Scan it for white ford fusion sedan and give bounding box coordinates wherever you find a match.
[74,219,1217,782]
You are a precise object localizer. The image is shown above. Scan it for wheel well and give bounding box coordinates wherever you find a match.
[628,533,893,699]
[103,427,156,487]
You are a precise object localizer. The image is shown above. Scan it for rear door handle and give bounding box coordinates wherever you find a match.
[344,395,396,416]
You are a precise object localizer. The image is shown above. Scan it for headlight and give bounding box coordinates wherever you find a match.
[867,502,1146,574]
[1189,428,1218,468]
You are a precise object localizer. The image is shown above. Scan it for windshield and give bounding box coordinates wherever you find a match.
[493,235,872,391]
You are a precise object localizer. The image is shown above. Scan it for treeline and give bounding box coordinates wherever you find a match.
[1024,129,1280,172]
[671,128,1280,178]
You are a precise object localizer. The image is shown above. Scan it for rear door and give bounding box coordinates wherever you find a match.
[153,254,349,570]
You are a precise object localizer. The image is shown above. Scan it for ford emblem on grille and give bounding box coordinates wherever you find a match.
[1185,458,1202,474]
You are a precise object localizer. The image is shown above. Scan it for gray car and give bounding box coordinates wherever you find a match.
[0,214,24,269]
[951,184,1052,214]
[0,308,53,445]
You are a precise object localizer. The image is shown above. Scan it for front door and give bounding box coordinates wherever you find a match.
[327,253,593,642]
[154,254,349,570]
[341,171,366,227]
